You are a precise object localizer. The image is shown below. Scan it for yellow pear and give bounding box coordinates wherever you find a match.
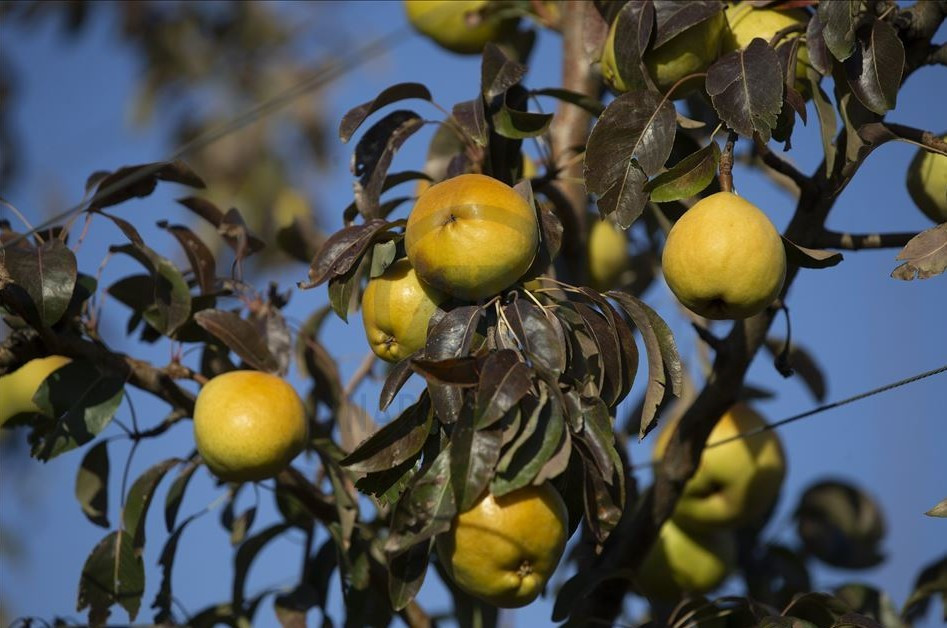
[436,483,568,608]
[193,370,308,482]
[361,258,445,362]
[654,403,787,529]
[587,217,629,291]
[406,174,539,301]
[638,519,737,600]
[602,12,727,96]
[724,2,813,98]
[906,137,947,223]
[662,191,786,320]
[0,356,72,426]
[403,0,512,55]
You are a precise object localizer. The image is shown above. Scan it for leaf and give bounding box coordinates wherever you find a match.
[109,243,191,336]
[585,90,675,227]
[353,111,425,218]
[31,361,125,461]
[475,349,532,429]
[229,507,257,546]
[580,453,622,542]
[76,441,110,528]
[805,13,832,76]
[795,480,886,569]
[891,224,947,281]
[646,142,720,202]
[232,524,292,608]
[340,397,433,473]
[340,82,432,142]
[707,38,784,141]
[385,447,456,554]
[370,240,397,278]
[156,221,216,294]
[925,498,947,518]
[652,0,722,48]
[492,101,553,139]
[503,300,567,378]
[492,397,565,497]
[164,459,199,532]
[575,397,619,483]
[481,42,527,100]
[193,309,280,373]
[818,0,857,62]
[844,19,904,116]
[0,238,77,327]
[763,338,828,402]
[450,407,502,512]
[123,458,180,556]
[425,305,484,360]
[608,291,683,439]
[77,530,145,626]
[609,0,656,93]
[531,88,605,116]
[782,237,844,269]
[87,160,204,211]
[152,513,199,623]
[388,539,432,611]
[379,357,415,411]
[902,555,947,623]
[177,197,265,259]
[452,97,488,148]
[809,69,838,177]
[299,218,389,289]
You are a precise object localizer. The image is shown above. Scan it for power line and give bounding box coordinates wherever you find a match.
[633,363,947,468]
[10,19,412,244]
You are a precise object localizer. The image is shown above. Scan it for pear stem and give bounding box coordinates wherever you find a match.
[718,131,738,193]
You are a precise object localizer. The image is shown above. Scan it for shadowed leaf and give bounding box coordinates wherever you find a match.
[388,539,433,611]
[340,82,432,142]
[707,38,783,141]
[902,555,947,623]
[475,350,531,429]
[385,447,456,554]
[450,407,502,511]
[123,459,180,556]
[193,309,280,373]
[109,243,191,336]
[164,459,199,532]
[353,111,424,218]
[87,160,204,211]
[299,218,389,288]
[77,530,144,626]
[232,524,293,609]
[652,0,722,48]
[610,0,655,93]
[0,238,77,327]
[492,396,564,497]
[156,221,216,294]
[844,19,904,115]
[76,441,110,528]
[481,42,526,100]
[530,88,605,116]
[341,397,432,473]
[783,237,844,269]
[818,0,857,62]
[646,142,720,202]
[795,480,886,569]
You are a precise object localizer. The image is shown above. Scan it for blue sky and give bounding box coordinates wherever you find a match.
[1,2,945,626]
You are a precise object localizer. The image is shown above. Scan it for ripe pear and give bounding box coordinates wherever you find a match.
[906,137,947,223]
[662,192,786,320]
[436,483,568,608]
[361,258,445,362]
[406,174,539,301]
[0,356,72,426]
[587,217,629,291]
[637,519,736,600]
[654,403,787,529]
[403,0,512,55]
[193,370,308,482]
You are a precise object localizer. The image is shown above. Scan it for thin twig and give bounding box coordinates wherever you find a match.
[344,352,377,397]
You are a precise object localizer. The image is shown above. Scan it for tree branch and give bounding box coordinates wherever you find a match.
[813,230,918,250]
[548,1,598,268]
[754,139,815,195]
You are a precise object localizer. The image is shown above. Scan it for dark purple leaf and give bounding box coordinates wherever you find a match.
[795,480,886,569]
[388,539,432,611]
[450,407,502,511]
[707,38,784,141]
[340,83,432,143]
[410,357,480,387]
[164,459,198,532]
[385,448,456,554]
[424,305,483,359]
[353,111,424,219]
[87,160,204,211]
[475,350,532,429]
[219,207,266,266]
[340,398,433,473]
[78,530,144,625]
[902,555,947,623]
[0,238,77,327]
[452,97,489,148]
[611,0,656,93]
[481,42,527,100]
[530,88,605,116]
[156,221,216,294]
[805,12,832,75]
[491,395,565,497]
[652,0,722,48]
[193,309,280,373]
[379,357,416,411]
[504,299,567,377]
[123,458,180,555]
[585,90,675,226]
[844,19,904,116]
[76,441,110,528]
[298,218,389,289]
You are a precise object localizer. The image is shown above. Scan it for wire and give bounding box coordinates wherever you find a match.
[9,19,412,245]
[633,363,947,468]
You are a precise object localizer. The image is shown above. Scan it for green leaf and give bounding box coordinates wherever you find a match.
[492,104,553,140]
[925,498,947,518]
[77,530,145,626]
[76,441,110,528]
[31,360,125,461]
[123,458,180,556]
[646,142,720,202]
